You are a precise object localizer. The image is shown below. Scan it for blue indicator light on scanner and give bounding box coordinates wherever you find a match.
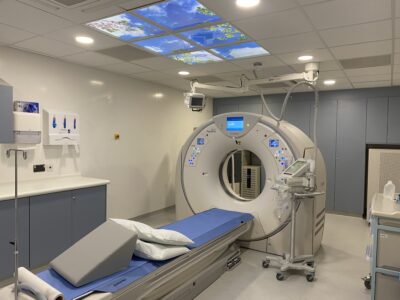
[197,138,205,145]
[269,139,279,148]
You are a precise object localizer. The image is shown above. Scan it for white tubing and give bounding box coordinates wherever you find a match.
[260,81,319,173]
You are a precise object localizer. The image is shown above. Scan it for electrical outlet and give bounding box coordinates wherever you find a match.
[33,164,45,173]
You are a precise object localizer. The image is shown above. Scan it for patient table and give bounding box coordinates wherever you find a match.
[15,208,253,300]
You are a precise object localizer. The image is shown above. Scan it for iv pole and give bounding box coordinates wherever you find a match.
[6,148,28,300]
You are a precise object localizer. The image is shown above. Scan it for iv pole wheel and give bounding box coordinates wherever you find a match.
[306,273,315,282]
[262,259,270,269]
[276,272,285,281]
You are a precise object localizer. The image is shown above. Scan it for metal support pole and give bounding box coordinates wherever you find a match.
[6,149,27,300]
[290,197,297,263]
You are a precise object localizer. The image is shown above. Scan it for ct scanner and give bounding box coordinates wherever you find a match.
[176,112,327,256]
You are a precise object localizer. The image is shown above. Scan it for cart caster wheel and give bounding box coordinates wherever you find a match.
[276,272,285,281]
[262,260,270,268]
[306,273,315,282]
[364,277,371,290]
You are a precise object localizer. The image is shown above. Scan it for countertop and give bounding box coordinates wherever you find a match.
[371,193,400,220]
[0,175,110,201]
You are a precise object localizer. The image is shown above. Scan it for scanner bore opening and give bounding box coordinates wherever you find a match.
[220,150,266,202]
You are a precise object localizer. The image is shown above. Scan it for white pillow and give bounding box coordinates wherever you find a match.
[134,240,190,261]
[110,219,194,246]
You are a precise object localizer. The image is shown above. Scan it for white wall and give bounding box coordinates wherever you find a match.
[0,46,212,219]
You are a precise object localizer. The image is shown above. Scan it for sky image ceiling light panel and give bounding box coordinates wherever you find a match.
[211,42,270,60]
[133,35,196,55]
[170,50,223,64]
[87,13,163,41]
[134,0,222,31]
[180,23,248,48]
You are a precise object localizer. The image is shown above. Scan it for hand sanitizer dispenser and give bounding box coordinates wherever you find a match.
[43,109,80,146]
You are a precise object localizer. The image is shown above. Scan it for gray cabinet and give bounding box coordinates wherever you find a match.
[388,97,400,144]
[29,187,107,269]
[0,198,29,280]
[335,98,367,214]
[72,186,106,243]
[367,97,388,144]
[0,85,14,143]
[30,191,72,269]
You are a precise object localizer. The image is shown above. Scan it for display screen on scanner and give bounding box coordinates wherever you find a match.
[226,116,244,131]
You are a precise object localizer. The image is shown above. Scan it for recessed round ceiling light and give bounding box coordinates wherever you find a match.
[154,93,164,98]
[179,71,190,76]
[324,79,336,86]
[298,55,314,61]
[75,36,94,45]
[236,0,260,8]
[90,80,104,86]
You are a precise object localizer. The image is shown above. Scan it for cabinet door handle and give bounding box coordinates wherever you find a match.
[72,196,76,201]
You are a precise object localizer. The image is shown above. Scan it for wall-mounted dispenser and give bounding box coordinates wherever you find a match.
[13,101,41,144]
[43,109,80,146]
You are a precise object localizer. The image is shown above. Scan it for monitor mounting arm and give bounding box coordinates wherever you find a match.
[190,62,319,94]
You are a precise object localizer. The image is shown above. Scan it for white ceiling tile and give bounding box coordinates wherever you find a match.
[396,0,400,17]
[232,9,313,40]
[395,19,400,39]
[330,40,392,60]
[254,65,296,78]
[162,62,242,77]
[17,0,124,23]
[352,81,392,89]
[231,55,284,69]
[316,77,352,90]
[118,0,159,10]
[291,60,341,72]
[395,39,400,53]
[259,32,325,55]
[44,26,124,51]
[297,0,332,5]
[277,48,333,65]
[344,66,392,77]
[320,20,392,47]
[304,0,391,30]
[13,37,83,58]
[0,0,72,34]
[349,74,391,83]
[0,23,36,45]
[394,65,400,73]
[394,54,400,65]
[318,70,347,79]
[199,0,297,21]
[214,70,256,83]
[97,62,150,75]
[63,51,122,67]
[157,78,191,91]
[134,57,191,70]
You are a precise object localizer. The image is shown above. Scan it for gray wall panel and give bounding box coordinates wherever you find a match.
[367,97,388,144]
[388,97,400,144]
[0,85,14,143]
[335,98,367,214]
[315,98,337,211]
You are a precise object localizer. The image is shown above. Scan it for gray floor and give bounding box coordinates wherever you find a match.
[137,208,371,300]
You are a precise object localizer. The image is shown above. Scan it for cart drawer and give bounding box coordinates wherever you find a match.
[377,230,400,269]
[379,218,400,227]
[375,273,400,300]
